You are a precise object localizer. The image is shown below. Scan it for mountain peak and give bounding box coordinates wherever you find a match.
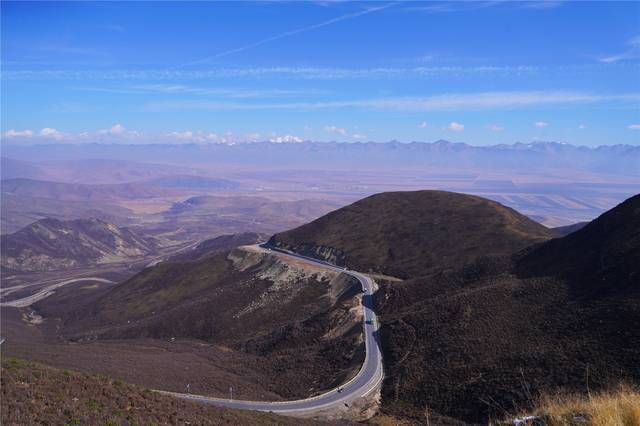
[269,190,552,278]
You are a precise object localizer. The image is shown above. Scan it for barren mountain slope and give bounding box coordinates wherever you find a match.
[375,194,640,423]
[169,232,266,262]
[1,358,328,426]
[37,247,365,400]
[269,190,553,278]
[1,218,158,272]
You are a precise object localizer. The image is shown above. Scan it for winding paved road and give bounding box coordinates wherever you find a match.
[1,277,115,308]
[161,244,384,415]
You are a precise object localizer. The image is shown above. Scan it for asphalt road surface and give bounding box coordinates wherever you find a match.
[161,244,384,415]
[1,277,115,308]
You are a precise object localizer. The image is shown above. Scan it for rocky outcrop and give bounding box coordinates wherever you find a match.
[265,238,346,267]
[227,246,360,316]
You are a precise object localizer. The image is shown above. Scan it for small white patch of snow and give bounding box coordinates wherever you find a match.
[513,415,539,425]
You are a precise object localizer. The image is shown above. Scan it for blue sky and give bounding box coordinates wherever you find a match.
[2,1,640,146]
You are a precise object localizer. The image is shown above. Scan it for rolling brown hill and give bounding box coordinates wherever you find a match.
[550,221,588,237]
[1,218,158,272]
[2,178,179,202]
[168,231,266,262]
[1,358,326,426]
[517,194,639,298]
[375,194,640,424]
[41,247,365,400]
[269,190,553,278]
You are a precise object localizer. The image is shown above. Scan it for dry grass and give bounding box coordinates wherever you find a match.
[1,357,326,426]
[509,385,640,426]
[367,414,415,426]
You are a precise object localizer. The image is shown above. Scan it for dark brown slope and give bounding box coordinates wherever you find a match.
[518,194,640,298]
[168,232,266,262]
[375,194,640,424]
[1,358,325,426]
[45,249,364,400]
[550,221,588,237]
[1,218,157,272]
[269,190,552,278]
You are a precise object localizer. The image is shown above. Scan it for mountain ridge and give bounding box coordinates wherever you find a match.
[268,190,553,278]
[1,217,158,272]
[373,193,640,423]
[3,141,638,175]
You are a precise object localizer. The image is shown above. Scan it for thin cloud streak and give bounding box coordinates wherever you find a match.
[598,35,640,63]
[520,1,564,10]
[0,65,545,81]
[179,2,396,67]
[72,84,327,99]
[142,91,640,112]
[406,1,506,14]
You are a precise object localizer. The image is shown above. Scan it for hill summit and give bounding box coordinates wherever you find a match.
[269,190,552,278]
[374,193,640,423]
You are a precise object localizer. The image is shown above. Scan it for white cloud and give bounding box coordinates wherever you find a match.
[598,35,640,63]
[628,124,640,130]
[487,124,504,132]
[324,125,348,136]
[142,91,640,113]
[110,84,322,99]
[520,1,564,10]
[180,2,395,66]
[535,121,549,128]
[39,127,65,140]
[324,124,366,139]
[163,130,235,144]
[2,65,541,82]
[406,1,508,14]
[103,24,125,33]
[5,126,283,144]
[447,122,464,132]
[418,121,429,129]
[416,55,434,63]
[269,135,304,143]
[109,123,126,135]
[578,124,586,129]
[97,123,142,138]
[3,129,34,138]
[167,131,195,141]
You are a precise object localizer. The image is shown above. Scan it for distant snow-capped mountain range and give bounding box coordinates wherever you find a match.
[3,140,639,176]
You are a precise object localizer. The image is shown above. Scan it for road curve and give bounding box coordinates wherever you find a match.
[160,244,384,415]
[1,277,115,308]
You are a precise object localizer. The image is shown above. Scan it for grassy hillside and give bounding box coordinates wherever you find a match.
[39,249,364,400]
[375,194,640,423]
[269,190,552,279]
[505,385,640,426]
[1,357,325,426]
